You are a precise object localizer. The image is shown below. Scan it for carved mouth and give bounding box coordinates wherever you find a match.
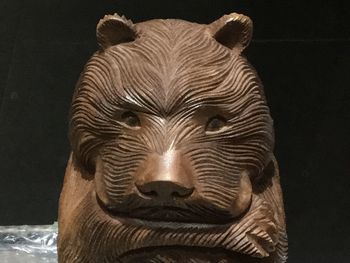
[95,193,250,227]
[96,195,237,228]
[91,192,278,259]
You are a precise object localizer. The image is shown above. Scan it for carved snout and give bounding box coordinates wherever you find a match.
[135,150,194,201]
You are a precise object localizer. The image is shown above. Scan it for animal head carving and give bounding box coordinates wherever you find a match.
[58,13,288,263]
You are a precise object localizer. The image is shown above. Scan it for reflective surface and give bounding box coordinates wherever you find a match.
[0,224,57,263]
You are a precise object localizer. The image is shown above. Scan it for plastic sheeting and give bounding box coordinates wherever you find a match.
[0,223,58,263]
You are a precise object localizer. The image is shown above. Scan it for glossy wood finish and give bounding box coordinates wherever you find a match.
[58,13,288,263]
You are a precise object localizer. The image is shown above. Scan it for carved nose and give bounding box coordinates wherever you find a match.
[135,150,194,200]
[137,181,194,199]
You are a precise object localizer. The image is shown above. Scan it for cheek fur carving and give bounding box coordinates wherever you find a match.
[58,12,288,263]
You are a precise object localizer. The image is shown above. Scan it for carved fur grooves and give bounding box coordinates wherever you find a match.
[59,12,288,263]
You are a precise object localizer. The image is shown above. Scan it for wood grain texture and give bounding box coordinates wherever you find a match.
[58,13,288,263]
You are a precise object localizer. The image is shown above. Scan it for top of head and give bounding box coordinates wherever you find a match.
[72,12,265,116]
[70,13,273,173]
[96,13,253,53]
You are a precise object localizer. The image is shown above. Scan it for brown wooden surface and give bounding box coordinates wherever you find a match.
[58,13,287,262]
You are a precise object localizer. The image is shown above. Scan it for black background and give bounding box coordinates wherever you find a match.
[0,0,349,262]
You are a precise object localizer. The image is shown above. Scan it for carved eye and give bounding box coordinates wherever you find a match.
[205,115,227,132]
[121,111,141,128]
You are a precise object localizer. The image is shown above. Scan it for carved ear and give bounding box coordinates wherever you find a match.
[96,14,137,50]
[209,13,253,53]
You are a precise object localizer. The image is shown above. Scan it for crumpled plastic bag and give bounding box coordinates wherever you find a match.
[0,223,58,263]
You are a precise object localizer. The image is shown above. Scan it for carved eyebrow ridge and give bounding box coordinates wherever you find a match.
[118,100,153,114]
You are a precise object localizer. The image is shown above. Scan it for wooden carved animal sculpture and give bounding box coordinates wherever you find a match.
[58,12,288,263]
